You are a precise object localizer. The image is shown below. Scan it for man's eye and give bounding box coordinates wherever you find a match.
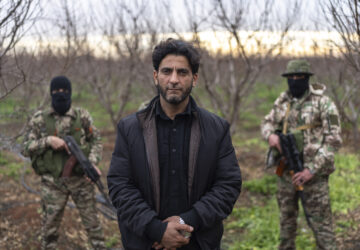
[178,69,189,75]
[161,69,171,74]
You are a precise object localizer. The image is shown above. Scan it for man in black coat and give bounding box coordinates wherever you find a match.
[107,38,242,250]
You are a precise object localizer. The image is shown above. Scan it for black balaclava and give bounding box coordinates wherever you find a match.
[287,76,310,98]
[50,76,72,115]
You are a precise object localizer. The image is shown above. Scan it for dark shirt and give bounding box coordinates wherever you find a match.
[146,100,201,247]
[156,100,192,219]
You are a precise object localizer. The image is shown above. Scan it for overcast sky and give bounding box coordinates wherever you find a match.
[34,0,330,36]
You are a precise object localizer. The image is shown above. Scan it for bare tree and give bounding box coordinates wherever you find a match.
[80,0,159,130]
[320,0,360,146]
[0,0,40,100]
[191,0,300,133]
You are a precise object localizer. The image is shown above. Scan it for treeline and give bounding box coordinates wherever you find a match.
[0,0,359,147]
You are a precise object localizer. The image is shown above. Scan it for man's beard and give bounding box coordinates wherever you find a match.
[156,81,193,105]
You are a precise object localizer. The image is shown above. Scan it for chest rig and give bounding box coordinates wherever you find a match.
[31,110,91,178]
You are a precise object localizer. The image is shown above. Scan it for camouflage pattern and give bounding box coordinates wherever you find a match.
[261,83,342,176]
[41,174,106,250]
[23,107,102,165]
[261,82,342,249]
[281,59,313,76]
[277,175,336,250]
[22,107,105,249]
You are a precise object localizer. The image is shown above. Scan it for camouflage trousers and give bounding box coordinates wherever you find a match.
[277,173,336,250]
[40,174,106,250]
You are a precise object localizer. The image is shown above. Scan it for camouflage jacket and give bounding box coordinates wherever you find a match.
[22,107,102,166]
[261,83,342,176]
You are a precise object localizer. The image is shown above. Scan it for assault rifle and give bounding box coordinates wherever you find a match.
[275,131,313,228]
[63,135,116,214]
[275,131,303,181]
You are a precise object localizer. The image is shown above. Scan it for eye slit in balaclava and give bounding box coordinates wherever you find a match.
[287,76,309,98]
[50,76,72,115]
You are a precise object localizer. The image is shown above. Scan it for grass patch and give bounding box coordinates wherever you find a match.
[243,174,278,195]
[223,153,359,249]
[330,154,360,214]
[233,136,268,151]
[0,151,26,179]
[105,235,119,248]
[225,198,280,250]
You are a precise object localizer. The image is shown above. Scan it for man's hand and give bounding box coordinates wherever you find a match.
[160,221,193,249]
[48,136,71,154]
[85,165,102,183]
[152,216,190,250]
[268,134,282,153]
[292,168,313,186]
[163,216,180,223]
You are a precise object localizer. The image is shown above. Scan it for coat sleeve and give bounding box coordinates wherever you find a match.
[192,123,242,229]
[261,94,286,141]
[305,97,342,175]
[107,120,159,237]
[22,111,50,157]
[79,108,102,165]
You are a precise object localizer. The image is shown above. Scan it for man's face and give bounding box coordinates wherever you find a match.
[153,54,198,105]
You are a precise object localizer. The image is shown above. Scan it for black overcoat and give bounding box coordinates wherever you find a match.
[107,96,242,250]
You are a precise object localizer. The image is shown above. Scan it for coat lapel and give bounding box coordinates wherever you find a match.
[138,102,161,214]
[188,111,201,202]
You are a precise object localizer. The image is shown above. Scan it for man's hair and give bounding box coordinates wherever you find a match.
[152,38,200,74]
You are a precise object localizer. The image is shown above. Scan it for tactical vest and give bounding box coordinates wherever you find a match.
[31,109,91,178]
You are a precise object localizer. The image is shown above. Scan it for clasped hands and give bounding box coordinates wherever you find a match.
[152,216,193,250]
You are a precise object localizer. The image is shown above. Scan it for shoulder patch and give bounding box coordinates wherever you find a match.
[328,114,339,126]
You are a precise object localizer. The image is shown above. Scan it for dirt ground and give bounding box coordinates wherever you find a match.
[1,131,360,249]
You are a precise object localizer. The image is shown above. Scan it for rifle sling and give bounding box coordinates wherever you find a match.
[295,122,322,130]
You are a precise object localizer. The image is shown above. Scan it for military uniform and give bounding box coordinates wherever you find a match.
[261,60,342,250]
[23,107,106,250]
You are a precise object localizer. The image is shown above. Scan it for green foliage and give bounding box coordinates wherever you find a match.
[335,219,357,234]
[105,235,119,248]
[224,153,360,249]
[330,154,360,213]
[248,80,287,115]
[239,111,262,130]
[0,151,24,179]
[243,175,278,195]
[234,136,268,151]
[295,227,316,249]
[0,97,27,123]
[72,90,112,129]
[225,198,280,249]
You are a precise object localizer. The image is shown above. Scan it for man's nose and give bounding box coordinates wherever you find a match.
[169,71,179,83]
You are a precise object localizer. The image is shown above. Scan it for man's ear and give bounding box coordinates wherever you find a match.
[153,70,158,85]
[192,73,198,87]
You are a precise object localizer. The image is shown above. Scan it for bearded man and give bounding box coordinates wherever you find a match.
[107,38,242,250]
